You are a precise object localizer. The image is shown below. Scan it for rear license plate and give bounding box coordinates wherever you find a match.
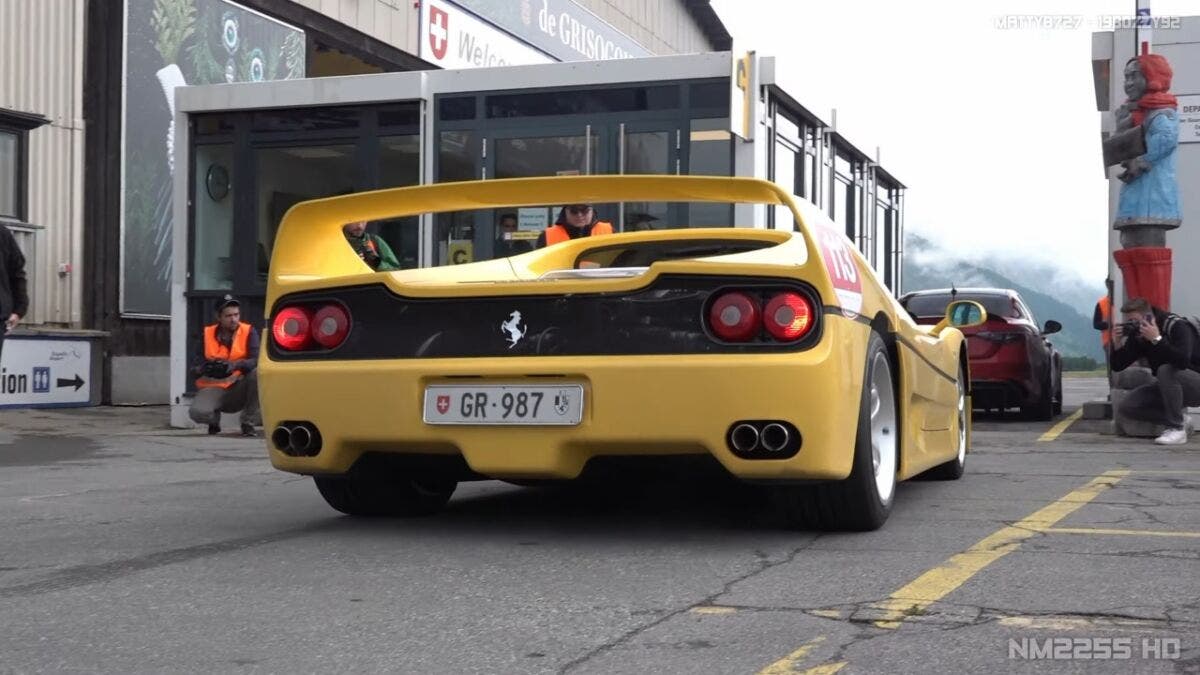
[423,384,584,425]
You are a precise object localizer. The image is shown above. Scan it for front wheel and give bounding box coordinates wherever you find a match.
[314,475,456,516]
[773,332,897,531]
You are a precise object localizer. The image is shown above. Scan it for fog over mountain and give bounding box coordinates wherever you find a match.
[902,232,1105,361]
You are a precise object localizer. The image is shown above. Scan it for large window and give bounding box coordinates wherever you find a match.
[772,140,796,230]
[0,130,18,219]
[875,201,888,276]
[254,143,358,281]
[375,134,421,269]
[688,118,733,227]
[434,130,480,265]
[192,143,234,290]
[0,110,46,222]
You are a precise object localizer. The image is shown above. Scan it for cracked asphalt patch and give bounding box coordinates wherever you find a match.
[1,381,1198,673]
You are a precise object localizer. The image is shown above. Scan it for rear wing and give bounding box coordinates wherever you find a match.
[266,174,834,301]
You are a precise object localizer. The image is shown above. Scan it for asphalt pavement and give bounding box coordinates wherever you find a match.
[1,377,1197,674]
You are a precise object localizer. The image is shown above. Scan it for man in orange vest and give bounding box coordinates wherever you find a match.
[1094,294,1113,353]
[188,295,260,436]
[535,204,614,248]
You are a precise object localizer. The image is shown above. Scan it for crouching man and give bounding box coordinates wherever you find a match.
[189,295,260,436]
[1112,297,1200,445]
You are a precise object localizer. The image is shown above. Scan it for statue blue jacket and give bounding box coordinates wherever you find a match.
[1115,109,1181,227]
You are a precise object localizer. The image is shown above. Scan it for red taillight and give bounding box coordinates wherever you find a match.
[272,306,313,351]
[763,292,814,341]
[708,292,760,342]
[311,304,351,349]
[977,331,1024,344]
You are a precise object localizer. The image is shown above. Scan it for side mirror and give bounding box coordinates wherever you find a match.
[1043,320,1062,335]
[933,300,988,333]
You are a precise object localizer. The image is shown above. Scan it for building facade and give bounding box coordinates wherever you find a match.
[166,51,906,425]
[2,0,730,407]
[0,0,86,330]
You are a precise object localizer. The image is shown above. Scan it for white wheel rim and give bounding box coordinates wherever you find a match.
[870,352,897,505]
[955,376,967,466]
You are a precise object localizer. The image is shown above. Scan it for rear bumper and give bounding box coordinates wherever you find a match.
[258,316,871,482]
[969,356,1038,407]
[969,357,1036,403]
[970,380,1030,408]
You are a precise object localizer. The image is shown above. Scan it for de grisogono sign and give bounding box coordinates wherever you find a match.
[433,0,651,66]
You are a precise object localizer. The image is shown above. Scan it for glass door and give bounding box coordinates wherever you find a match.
[614,122,680,231]
[441,124,605,263]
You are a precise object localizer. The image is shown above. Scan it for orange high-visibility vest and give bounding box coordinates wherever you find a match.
[544,221,613,245]
[196,322,252,389]
[1098,296,1112,348]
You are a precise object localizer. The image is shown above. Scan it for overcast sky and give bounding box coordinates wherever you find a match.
[710,0,1196,283]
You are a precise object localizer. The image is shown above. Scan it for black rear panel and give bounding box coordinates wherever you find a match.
[268,275,823,360]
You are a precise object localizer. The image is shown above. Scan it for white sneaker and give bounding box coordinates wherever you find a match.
[1154,428,1188,445]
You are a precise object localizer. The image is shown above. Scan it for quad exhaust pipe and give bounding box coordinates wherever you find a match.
[760,423,791,453]
[730,423,760,453]
[726,421,800,458]
[272,421,322,457]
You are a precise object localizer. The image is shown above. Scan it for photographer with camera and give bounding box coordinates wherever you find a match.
[1111,297,1200,445]
[343,220,400,271]
[189,295,260,437]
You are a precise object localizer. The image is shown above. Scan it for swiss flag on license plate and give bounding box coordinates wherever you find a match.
[436,395,450,414]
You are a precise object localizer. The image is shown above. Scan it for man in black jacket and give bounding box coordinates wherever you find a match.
[1112,297,1200,445]
[0,225,29,354]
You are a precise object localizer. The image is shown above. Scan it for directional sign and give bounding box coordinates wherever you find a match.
[1179,95,1200,144]
[0,337,93,407]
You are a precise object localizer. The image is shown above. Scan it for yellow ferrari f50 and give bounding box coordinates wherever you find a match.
[259,175,985,531]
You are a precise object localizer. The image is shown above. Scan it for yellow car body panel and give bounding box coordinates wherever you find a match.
[259,175,970,483]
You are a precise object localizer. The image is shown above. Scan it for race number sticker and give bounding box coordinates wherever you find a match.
[815,223,863,316]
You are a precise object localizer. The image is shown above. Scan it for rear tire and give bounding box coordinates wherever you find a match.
[1052,370,1063,416]
[922,363,967,480]
[773,332,897,531]
[1022,372,1055,421]
[314,475,456,516]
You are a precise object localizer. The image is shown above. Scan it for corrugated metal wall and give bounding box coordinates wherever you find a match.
[0,0,85,327]
[291,0,416,54]
[577,0,714,55]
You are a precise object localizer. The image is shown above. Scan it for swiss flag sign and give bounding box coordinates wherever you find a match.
[428,6,449,60]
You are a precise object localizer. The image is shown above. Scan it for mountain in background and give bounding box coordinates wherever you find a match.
[901,233,1105,361]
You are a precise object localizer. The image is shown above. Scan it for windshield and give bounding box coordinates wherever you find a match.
[903,293,1022,320]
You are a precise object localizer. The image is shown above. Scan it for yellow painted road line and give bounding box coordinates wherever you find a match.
[802,663,847,675]
[1038,409,1083,442]
[1045,526,1200,539]
[758,637,826,675]
[870,469,1128,629]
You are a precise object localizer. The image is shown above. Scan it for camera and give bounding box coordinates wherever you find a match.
[1120,320,1144,338]
[202,360,232,378]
